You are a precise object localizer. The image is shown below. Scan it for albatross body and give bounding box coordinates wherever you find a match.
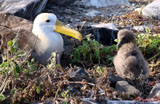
[31,13,82,65]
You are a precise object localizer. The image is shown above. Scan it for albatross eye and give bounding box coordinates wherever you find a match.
[46,20,50,22]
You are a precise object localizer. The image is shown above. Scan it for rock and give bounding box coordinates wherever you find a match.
[148,83,160,98]
[142,0,160,20]
[48,0,76,6]
[0,13,33,31]
[91,23,118,30]
[107,74,123,87]
[91,26,118,46]
[133,25,146,32]
[151,26,160,33]
[85,10,101,17]
[116,81,140,96]
[80,25,118,46]
[135,8,142,14]
[69,68,89,81]
[0,0,48,19]
[0,13,34,55]
[82,0,130,8]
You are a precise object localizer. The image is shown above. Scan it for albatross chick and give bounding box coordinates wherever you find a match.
[113,29,149,79]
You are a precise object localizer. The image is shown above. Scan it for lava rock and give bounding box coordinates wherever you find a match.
[80,25,118,46]
[92,27,118,46]
[142,0,160,20]
[107,74,123,87]
[148,83,160,98]
[0,13,33,31]
[67,83,82,96]
[116,81,140,96]
[91,23,118,30]
[69,68,89,81]
[48,0,76,6]
[82,0,130,8]
[91,23,118,46]
[0,13,33,56]
[0,0,48,19]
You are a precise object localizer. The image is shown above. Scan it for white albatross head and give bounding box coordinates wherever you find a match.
[32,13,82,41]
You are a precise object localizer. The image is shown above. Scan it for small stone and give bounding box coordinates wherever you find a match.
[116,81,140,96]
[69,68,89,81]
[135,8,142,14]
[133,25,146,32]
[142,0,160,20]
[148,83,160,98]
[107,74,123,87]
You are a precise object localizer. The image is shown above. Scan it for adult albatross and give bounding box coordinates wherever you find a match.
[31,13,83,65]
[0,13,82,65]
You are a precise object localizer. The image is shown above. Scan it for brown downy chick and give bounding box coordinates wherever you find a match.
[113,29,149,79]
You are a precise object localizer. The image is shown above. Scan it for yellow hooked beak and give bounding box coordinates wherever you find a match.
[55,20,83,41]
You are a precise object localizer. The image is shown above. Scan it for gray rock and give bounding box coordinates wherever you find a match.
[91,23,118,30]
[148,83,160,98]
[69,68,89,81]
[133,25,146,32]
[116,81,140,96]
[0,0,48,19]
[80,25,118,45]
[48,0,76,6]
[142,0,160,20]
[85,10,101,17]
[82,0,130,8]
[107,74,123,87]
[107,100,160,104]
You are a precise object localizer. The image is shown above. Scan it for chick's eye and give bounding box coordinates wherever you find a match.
[46,20,50,22]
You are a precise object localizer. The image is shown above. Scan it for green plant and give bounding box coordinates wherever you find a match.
[136,28,160,60]
[96,66,105,77]
[0,94,6,101]
[61,90,69,104]
[70,38,116,66]
[36,86,40,94]
[0,39,37,101]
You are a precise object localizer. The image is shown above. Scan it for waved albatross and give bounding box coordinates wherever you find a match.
[0,13,83,65]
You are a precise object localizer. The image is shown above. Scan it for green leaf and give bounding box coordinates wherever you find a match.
[14,67,19,80]
[16,51,26,58]
[145,27,150,34]
[36,86,40,94]
[8,41,13,47]
[11,88,16,95]
[0,62,8,68]
[0,94,6,101]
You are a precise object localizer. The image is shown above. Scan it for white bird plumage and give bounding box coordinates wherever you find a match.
[32,13,63,55]
[31,13,82,65]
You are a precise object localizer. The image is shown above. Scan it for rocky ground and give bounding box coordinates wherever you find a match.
[0,0,160,104]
